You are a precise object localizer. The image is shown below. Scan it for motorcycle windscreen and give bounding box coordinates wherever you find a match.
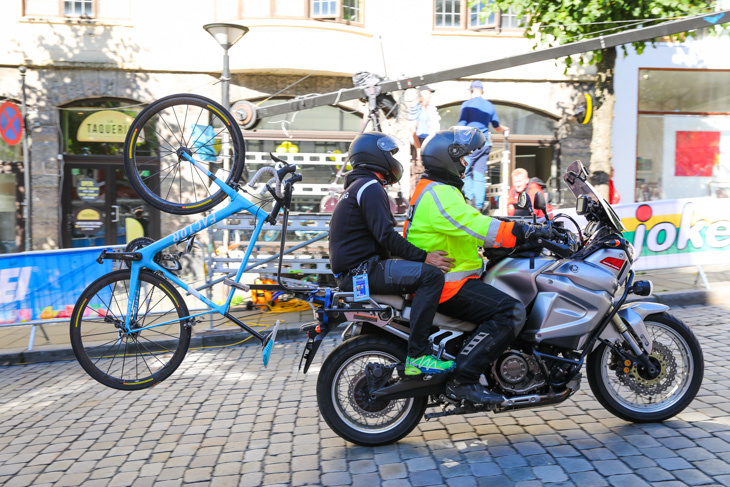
[563,160,626,233]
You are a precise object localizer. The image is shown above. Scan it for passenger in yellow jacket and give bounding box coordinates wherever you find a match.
[405,127,549,406]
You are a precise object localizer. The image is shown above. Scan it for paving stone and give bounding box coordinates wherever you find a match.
[410,469,443,486]
[380,463,407,480]
[607,474,651,486]
[533,465,568,483]
[569,471,609,487]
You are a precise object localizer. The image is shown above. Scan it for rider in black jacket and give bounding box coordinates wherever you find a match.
[329,132,457,375]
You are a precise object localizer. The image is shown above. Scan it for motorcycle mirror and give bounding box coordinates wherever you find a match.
[517,191,532,210]
[576,195,589,215]
[534,191,547,213]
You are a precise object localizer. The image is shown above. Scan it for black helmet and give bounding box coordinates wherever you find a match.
[421,127,486,179]
[347,132,403,184]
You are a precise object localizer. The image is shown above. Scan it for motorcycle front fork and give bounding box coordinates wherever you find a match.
[611,315,658,377]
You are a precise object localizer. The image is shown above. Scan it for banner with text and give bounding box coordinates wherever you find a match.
[563,197,730,271]
[0,247,117,324]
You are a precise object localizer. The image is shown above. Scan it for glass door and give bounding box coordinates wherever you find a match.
[62,162,159,248]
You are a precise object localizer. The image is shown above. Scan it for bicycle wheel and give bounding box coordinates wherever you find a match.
[70,270,192,390]
[123,94,246,215]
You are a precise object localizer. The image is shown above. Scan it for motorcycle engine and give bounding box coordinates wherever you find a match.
[491,350,545,394]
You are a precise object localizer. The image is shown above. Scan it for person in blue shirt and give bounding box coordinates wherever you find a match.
[458,80,510,212]
[409,86,441,191]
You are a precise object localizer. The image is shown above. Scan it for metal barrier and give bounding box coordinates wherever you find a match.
[206,214,335,278]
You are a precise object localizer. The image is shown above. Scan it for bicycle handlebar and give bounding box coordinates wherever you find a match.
[248,167,283,198]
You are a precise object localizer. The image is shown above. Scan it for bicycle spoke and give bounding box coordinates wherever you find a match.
[159,109,186,149]
[135,336,170,367]
[133,337,156,377]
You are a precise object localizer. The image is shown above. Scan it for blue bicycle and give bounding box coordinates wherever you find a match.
[70,94,302,390]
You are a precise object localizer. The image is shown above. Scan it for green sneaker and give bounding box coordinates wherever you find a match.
[404,355,455,376]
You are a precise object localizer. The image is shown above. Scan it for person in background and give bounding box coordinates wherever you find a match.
[458,80,510,213]
[507,168,552,219]
[409,86,441,193]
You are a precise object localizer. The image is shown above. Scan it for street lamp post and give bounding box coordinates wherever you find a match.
[203,23,248,257]
[203,23,249,120]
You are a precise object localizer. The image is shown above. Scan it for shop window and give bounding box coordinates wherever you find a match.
[637,69,730,202]
[24,0,131,19]
[435,0,525,31]
[59,98,151,156]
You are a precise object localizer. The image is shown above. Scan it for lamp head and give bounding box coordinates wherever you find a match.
[203,23,249,50]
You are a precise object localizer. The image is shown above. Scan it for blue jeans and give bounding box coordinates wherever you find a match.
[463,145,491,209]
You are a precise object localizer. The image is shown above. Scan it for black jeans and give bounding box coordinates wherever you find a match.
[438,279,526,383]
[338,259,444,358]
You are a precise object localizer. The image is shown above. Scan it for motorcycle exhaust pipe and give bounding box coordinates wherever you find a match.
[498,387,573,411]
[371,373,450,401]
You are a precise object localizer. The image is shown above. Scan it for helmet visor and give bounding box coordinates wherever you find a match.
[377,135,403,155]
[452,126,478,153]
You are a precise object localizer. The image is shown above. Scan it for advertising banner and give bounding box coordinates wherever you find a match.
[563,197,730,271]
[614,197,730,270]
[0,247,118,324]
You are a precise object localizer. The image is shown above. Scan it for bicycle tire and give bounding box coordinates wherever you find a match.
[70,269,191,390]
[123,94,246,215]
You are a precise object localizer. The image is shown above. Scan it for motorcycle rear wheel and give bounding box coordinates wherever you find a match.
[587,312,703,422]
[316,334,427,446]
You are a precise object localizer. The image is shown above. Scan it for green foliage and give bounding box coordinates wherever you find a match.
[468,0,715,65]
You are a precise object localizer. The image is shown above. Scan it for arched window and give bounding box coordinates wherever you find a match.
[59,98,148,156]
[438,102,556,135]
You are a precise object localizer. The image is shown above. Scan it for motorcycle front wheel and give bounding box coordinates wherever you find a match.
[316,334,427,446]
[587,312,704,422]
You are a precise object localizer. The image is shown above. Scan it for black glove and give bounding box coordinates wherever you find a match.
[511,221,551,245]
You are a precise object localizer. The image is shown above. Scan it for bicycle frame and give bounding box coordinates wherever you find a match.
[122,152,271,342]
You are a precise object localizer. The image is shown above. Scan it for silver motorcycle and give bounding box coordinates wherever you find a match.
[298,160,704,446]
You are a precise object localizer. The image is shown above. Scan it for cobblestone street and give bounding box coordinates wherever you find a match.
[1,304,730,487]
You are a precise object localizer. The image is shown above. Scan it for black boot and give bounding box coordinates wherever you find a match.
[445,379,504,405]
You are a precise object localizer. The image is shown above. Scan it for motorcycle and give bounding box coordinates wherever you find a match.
[296,160,704,446]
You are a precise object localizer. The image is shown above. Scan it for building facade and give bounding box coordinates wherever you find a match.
[613,33,730,204]
[0,0,594,253]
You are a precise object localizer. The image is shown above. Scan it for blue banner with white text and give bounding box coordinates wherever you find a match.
[0,247,116,324]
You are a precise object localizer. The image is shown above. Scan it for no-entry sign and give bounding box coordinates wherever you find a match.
[0,101,23,146]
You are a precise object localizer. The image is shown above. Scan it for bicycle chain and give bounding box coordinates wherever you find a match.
[619,341,677,396]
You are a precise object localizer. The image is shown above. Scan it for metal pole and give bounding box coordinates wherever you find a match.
[221,46,231,253]
[19,66,31,251]
[499,135,510,216]
[222,47,230,123]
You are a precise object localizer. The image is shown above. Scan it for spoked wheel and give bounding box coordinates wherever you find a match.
[587,312,704,422]
[123,94,246,215]
[316,335,427,446]
[70,270,191,390]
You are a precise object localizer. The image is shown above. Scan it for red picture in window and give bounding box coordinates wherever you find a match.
[675,131,720,177]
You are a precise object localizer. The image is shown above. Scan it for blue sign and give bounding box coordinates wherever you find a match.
[0,247,116,324]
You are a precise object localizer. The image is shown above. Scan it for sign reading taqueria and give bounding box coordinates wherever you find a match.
[77,110,135,143]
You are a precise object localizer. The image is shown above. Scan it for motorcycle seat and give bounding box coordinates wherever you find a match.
[371,294,477,333]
